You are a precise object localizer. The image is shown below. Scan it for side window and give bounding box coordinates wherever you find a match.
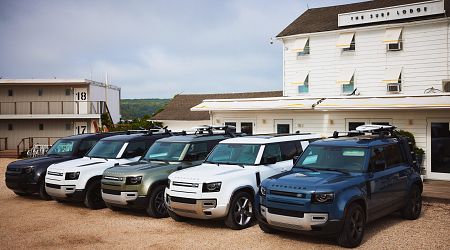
[207,140,220,152]
[77,140,97,156]
[122,141,147,158]
[185,142,209,161]
[369,147,386,172]
[262,143,282,163]
[383,144,405,168]
[279,141,298,160]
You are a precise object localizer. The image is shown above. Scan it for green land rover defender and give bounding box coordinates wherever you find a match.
[101,126,237,217]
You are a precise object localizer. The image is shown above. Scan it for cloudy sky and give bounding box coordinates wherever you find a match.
[0,0,363,98]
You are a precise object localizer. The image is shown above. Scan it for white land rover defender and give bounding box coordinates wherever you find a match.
[45,131,171,209]
[165,133,321,229]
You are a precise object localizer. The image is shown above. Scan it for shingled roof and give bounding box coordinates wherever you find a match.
[151,91,283,121]
[277,0,450,37]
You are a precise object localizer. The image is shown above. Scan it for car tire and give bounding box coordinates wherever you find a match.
[105,203,122,211]
[168,209,186,222]
[401,184,422,220]
[225,191,254,230]
[84,179,106,209]
[146,185,168,218]
[258,221,277,234]
[38,180,52,200]
[13,191,30,196]
[337,203,365,248]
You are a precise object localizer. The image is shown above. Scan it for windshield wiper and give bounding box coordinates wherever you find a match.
[296,165,318,172]
[321,168,350,175]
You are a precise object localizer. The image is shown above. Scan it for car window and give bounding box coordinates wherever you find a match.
[122,141,147,158]
[369,147,386,172]
[279,141,302,160]
[77,140,97,156]
[206,144,261,165]
[383,144,405,168]
[47,139,77,156]
[262,143,282,163]
[184,142,209,161]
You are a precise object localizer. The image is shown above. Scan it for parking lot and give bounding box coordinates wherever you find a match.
[1,158,449,250]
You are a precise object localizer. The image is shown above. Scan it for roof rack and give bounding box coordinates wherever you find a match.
[192,125,239,137]
[332,125,398,139]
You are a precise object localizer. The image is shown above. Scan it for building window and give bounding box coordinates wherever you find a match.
[337,33,355,52]
[65,88,71,96]
[38,88,43,96]
[8,124,13,131]
[298,75,309,93]
[297,39,310,57]
[65,123,72,131]
[384,68,402,93]
[8,89,13,96]
[384,28,403,52]
[342,76,355,94]
[39,124,44,130]
[343,36,356,51]
[443,81,450,92]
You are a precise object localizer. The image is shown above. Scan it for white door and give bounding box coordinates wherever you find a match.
[74,88,88,114]
[274,119,293,134]
[346,118,393,131]
[427,119,450,181]
[74,122,87,135]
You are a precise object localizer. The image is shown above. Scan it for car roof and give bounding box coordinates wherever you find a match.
[220,134,322,144]
[61,133,110,140]
[100,133,168,142]
[311,136,399,148]
[157,134,230,143]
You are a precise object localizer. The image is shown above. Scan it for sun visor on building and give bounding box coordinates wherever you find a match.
[383,67,402,84]
[336,33,355,48]
[315,95,450,110]
[292,37,309,52]
[336,69,355,85]
[289,71,309,85]
[191,97,320,111]
[383,28,403,43]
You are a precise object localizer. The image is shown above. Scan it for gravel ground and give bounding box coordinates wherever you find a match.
[0,158,449,250]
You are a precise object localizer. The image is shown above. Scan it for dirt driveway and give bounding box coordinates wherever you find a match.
[0,158,449,249]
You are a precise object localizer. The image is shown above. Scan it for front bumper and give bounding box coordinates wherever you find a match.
[256,205,342,236]
[101,189,140,206]
[45,183,84,201]
[5,174,38,193]
[165,194,227,219]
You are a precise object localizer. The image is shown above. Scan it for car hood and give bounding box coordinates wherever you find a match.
[169,163,248,183]
[265,169,360,190]
[7,155,75,169]
[48,157,115,172]
[104,160,182,177]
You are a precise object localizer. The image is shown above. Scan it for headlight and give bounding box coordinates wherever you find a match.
[312,192,334,203]
[23,166,35,174]
[202,182,221,192]
[260,186,267,196]
[65,172,80,180]
[126,176,142,185]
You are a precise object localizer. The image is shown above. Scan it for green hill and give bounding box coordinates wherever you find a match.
[120,98,170,120]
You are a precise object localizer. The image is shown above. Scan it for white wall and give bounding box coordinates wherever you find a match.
[283,20,450,97]
[89,84,121,123]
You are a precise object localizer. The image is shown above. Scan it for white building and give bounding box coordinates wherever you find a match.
[0,79,121,156]
[192,0,450,181]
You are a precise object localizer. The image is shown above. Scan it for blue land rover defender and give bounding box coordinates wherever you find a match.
[255,125,423,248]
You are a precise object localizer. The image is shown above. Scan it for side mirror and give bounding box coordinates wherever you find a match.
[263,156,277,165]
[292,156,299,165]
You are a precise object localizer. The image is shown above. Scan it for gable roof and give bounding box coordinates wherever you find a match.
[151,91,283,121]
[277,0,450,37]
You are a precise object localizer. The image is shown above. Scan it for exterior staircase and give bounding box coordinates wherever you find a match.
[0,150,19,158]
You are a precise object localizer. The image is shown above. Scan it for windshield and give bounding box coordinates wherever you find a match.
[206,144,261,165]
[87,141,125,159]
[47,139,77,156]
[294,145,368,172]
[143,142,189,161]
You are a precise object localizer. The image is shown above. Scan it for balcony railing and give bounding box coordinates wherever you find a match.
[0,101,106,115]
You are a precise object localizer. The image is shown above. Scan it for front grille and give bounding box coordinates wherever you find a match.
[48,171,63,176]
[270,190,306,198]
[170,196,196,204]
[102,189,121,195]
[172,181,199,188]
[46,183,61,189]
[268,207,304,218]
[7,167,21,173]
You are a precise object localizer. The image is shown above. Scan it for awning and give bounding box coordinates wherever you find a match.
[289,71,309,85]
[336,69,355,85]
[191,98,321,111]
[383,28,403,43]
[383,67,402,84]
[336,33,355,48]
[292,37,309,52]
[315,95,450,110]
